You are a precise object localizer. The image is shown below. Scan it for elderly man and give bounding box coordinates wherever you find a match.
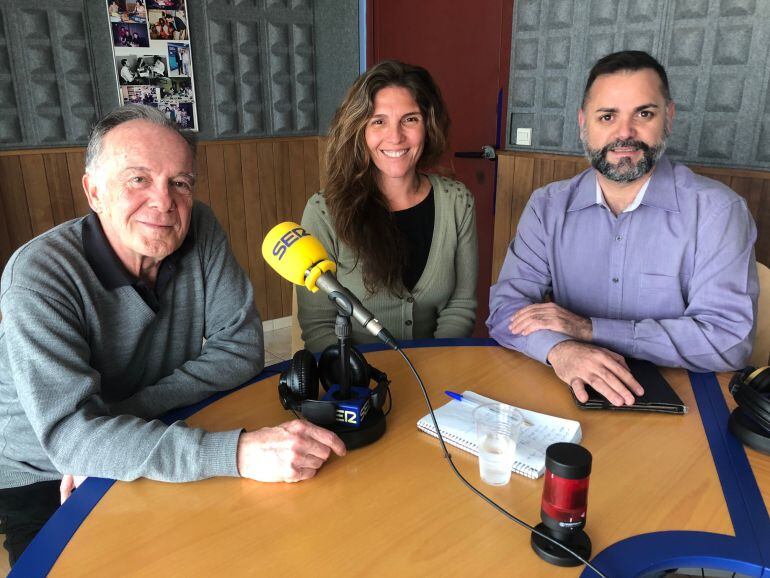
[488,51,758,406]
[0,105,345,566]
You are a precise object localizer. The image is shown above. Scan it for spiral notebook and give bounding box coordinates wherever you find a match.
[416,391,582,479]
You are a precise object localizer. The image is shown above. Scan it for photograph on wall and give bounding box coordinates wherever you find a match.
[121,85,161,105]
[149,9,188,40]
[111,22,149,47]
[156,77,193,102]
[115,55,168,84]
[159,102,194,130]
[167,43,191,77]
[106,0,198,131]
[148,0,183,9]
[108,0,148,24]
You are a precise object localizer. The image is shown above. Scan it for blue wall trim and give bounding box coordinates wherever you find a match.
[580,371,770,577]
[358,0,367,72]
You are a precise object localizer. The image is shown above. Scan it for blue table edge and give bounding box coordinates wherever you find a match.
[10,337,770,577]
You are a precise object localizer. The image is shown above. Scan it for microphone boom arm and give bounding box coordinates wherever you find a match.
[314,272,397,349]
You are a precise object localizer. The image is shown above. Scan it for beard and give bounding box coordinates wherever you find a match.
[581,132,667,183]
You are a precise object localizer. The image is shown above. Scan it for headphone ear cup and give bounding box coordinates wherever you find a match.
[287,349,319,401]
[367,364,390,410]
[278,382,293,410]
[732,366,770,434]
[319,345,370,390]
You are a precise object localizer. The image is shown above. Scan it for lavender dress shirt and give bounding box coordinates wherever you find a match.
[487,155,759,372]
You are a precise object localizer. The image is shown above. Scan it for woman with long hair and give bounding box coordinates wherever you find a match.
[298,60,478,351]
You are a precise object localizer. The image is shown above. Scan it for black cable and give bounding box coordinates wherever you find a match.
[395,346,610,578]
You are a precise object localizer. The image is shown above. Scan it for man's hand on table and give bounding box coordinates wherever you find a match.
[237,419,346,483]
[509,302,593,341]
[60,474,86,504]
[547,341,644,407]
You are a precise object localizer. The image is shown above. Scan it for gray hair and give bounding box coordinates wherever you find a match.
[84,104,196,172]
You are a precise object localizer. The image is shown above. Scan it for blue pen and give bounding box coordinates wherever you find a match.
[445,390,531,426]
[444,390,480,406]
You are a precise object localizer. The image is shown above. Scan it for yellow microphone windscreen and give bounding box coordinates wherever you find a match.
[261,222,336,290]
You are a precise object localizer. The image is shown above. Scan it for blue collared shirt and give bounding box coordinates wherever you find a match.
[487,155,759,372]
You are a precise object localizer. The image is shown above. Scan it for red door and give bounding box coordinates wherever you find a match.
[369,0,513,336]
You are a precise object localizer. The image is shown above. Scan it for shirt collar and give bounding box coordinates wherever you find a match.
[82,212,135,290]
[595,176,650,213]
[638,154,680,213]
[82,212,192,292]
[567,154,679,213]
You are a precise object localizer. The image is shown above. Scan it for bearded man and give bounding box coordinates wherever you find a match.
[487,50,758,406]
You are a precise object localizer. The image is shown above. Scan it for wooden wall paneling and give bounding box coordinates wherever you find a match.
[509,154,535,250]
[532,157,554,191]
[273,141,293,314]
[552,158,579,182]
[193,145,211,206]
[43,153,76,225]
[0,195,12,269]
[0,156,33,251]
[288,140,307,224]
[303,140,326,201]
[222,143,250,275]
[491,155,515,279]
[256,141,283,320]
[19,155,55,237]
[239,143,268,319]
[731,177,764,218]
[204,144,230,233]
[313,136,329,188]
[65,151,90,216]
[693,167,732,187]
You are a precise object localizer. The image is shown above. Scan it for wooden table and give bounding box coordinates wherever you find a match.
[12,340,770,577]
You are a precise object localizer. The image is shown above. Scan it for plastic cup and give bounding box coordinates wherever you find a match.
[473,403,523,486]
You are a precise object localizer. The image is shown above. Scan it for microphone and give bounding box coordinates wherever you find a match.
[261,222,398,350]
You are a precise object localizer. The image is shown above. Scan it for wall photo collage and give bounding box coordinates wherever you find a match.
[108,0,198,131]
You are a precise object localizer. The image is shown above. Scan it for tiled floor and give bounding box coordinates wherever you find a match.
[263,317,293,366]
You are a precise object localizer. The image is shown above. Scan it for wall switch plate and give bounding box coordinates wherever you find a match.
[515,127,532,146]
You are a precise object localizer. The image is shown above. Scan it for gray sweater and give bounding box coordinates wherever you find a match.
[0,202,263,488]
[298,174,478,352]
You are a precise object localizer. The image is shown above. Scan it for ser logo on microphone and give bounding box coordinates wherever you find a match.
[271,227,309,260]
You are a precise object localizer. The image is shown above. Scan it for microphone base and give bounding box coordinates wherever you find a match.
[530,523,591,567]
[323,408,386,450]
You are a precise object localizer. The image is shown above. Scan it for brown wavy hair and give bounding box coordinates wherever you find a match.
[323,60,450,295]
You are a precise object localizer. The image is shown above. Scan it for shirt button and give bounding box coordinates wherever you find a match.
[615,235,622,241]
[406,296,414,303]
[612,277,619,283]
[405,320,413,326]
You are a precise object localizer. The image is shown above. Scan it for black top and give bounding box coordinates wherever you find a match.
[82,212,191,312]
[392,188,434,292]
[545,443,592,480]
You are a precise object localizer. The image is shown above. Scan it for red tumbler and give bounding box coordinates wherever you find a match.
[531,442,593,567]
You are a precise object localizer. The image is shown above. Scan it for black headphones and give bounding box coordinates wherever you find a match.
[278,345,390,431]
[728,366,770,455]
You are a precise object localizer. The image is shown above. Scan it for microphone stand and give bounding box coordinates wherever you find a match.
[322,289,387,450]
[328,291,354,400]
